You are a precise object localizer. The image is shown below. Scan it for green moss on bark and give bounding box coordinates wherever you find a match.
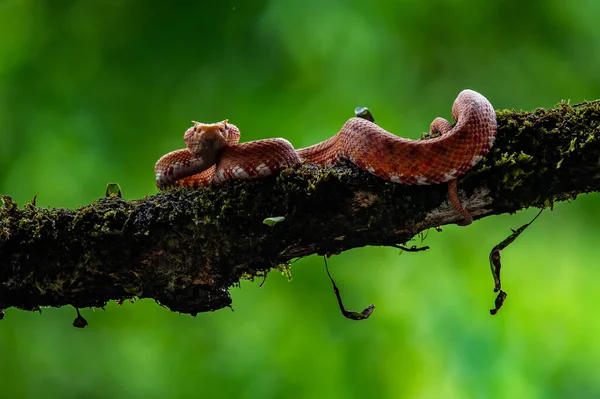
[1,100,600,316]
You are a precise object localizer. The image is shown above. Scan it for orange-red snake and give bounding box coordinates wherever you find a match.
[155,89,497,225]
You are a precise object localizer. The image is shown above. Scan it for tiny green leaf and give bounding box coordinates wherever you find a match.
[105,183,122,198]
[263,216,285,227]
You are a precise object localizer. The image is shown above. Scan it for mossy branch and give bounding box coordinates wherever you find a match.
[1,100,600,316]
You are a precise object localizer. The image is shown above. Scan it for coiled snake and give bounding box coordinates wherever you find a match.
[155,89,497,225]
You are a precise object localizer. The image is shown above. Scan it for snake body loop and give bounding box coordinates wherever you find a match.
[155,89,497,224]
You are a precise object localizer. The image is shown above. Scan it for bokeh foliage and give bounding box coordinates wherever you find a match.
[1,1,600,398]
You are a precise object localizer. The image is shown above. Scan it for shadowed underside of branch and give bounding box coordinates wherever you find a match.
[1,100,600,316]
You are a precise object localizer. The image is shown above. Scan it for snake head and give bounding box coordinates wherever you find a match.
[184,120,240,155]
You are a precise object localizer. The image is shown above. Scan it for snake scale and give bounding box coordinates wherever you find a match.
[155,89,497,225]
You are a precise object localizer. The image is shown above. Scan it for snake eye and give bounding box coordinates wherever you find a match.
[220,121,228,134]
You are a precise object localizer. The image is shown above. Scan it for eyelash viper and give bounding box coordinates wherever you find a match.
[154,89,497,225]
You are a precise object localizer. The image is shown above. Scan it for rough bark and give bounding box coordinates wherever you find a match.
[1,100,599,316]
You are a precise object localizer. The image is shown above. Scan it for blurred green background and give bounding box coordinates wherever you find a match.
[1,0,600,398]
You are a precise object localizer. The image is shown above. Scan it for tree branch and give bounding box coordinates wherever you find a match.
[1,100,599,316]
